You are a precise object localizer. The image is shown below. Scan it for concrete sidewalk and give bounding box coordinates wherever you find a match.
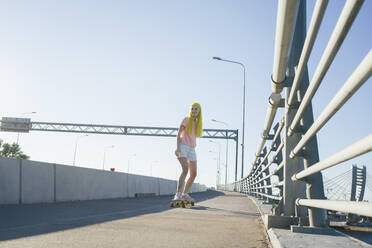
[0,191,269,248]
[248,195,372,248]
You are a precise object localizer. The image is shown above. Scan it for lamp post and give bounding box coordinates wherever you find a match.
[209,150,220,187]
[73,134,88,166]
[102,145,114,170]
[127,154,136,173]
[212,119,229,185]
[213,56,246,179]
[209,140,221,185]
[16,112,37,145]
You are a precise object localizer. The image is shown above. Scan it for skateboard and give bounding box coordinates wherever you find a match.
[170,199,195,208]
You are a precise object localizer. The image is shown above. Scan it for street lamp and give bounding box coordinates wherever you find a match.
[209,140,221,180]
[213,56,246,179]
[209,140,221,186]
[16,112,37,145]
[212,119,229,185]
[73,134,88,166]
[209,150,220,187]
[102,145,114,170]
[127,154,136,173]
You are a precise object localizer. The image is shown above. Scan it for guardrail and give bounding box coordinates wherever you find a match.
[219,0,372,231]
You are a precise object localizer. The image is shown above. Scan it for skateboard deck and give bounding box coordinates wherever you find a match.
[170,199,195,208]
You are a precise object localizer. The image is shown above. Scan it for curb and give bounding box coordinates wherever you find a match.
[246,194,281,248]
[245,194,369,248]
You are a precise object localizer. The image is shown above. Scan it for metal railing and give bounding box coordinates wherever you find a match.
[219,0,372,229]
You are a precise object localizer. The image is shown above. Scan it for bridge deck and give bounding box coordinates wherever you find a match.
[0,190,269,248]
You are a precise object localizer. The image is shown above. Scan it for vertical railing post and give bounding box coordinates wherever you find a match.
[242,179,246,194]
[272,127,283,198]
[250,177,253,195]
[256,159,262,199]
[282,0,309,219]
[262,154,272,203]
[251,167,256,197]
[259,148,268,200]
[246,177,250,194]
[283,87,306,217]
[248,176,252,195]
[290,0,327,227]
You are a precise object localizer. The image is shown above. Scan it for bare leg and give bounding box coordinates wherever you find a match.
[177,157,189,193]
[183,161,197,194]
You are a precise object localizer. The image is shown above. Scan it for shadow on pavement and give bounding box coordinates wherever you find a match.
[190,206,260,217]
[336,228,372,246]
[0,190,225,242]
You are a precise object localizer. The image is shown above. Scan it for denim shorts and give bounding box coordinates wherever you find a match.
[180,143,197,162]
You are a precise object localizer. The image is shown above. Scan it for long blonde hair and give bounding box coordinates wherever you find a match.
[187,102,203,137]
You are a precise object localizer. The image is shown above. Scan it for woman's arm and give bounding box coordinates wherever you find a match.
[175,125,185,157]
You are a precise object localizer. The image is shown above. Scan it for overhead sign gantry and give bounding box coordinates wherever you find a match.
[1,117,240,181]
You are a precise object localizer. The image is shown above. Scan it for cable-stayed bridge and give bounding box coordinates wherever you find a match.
[1,0,372,247]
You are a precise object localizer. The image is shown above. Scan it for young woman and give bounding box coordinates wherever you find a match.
[174,102,202,202]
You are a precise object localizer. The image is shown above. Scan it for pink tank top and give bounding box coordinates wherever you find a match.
[180,117,196,148]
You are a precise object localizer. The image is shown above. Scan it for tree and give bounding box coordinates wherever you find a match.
[0,139,30,159]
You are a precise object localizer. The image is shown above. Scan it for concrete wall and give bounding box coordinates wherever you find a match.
[0,157,208,205]
[56,164,126,202]
[127,174,158,197]
[159,178,177,196]
[22,160,54,204]
[0,157,20,204]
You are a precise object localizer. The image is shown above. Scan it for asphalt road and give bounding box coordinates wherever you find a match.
[0,190,269,248]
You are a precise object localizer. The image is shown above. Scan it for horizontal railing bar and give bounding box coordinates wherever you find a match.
[273,161,284,175]
[250,94,283,175]
[245,162,283,186]
[256,170,278,184]
[254,164,272,181]
[255,165,280,184]
[256,174,272,184]
[252,121,285,178]
[296,199,372,217]
[251,138,267,173]
[253,141,284,180]
[273,161,284,174]
[287,0,329,106]
[254,192,282,201]
[252,147,273,177]
[262,94,282,143]
[288,0,364,137]
[251,161,284,186]
[292,134,372,181]
[251,182,283,190]
[272,0,299,92]
[271,118,285,149]
[291,49,372,157]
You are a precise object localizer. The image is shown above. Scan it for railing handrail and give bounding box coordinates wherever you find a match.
[219,0,371,227]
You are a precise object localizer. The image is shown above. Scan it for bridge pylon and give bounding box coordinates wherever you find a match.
[347,165,367,223]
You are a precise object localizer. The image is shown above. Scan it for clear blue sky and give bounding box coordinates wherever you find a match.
[1,1,371,199]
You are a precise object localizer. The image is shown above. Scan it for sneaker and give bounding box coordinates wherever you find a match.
[173,192,182,201]
[181,193,194,202]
